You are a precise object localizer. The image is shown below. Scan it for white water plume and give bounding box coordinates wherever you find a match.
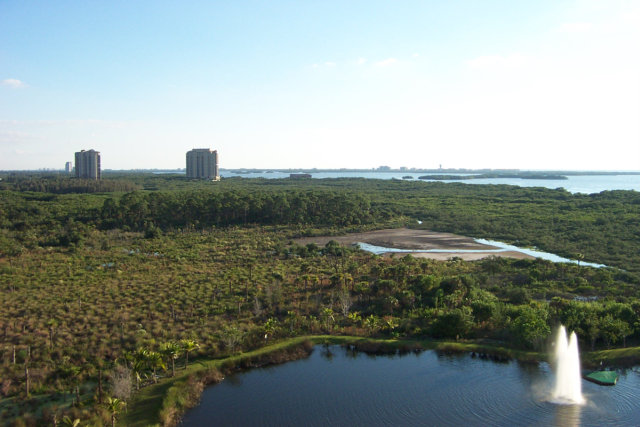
[551,325,584,405]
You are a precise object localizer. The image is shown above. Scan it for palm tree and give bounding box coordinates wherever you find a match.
[160,342,181,377]
[180,339,199,369]
[125,348,148,390]
[321,308,335,331]
[146,351,165,383]
[263,318,278,342]
[106,397,126,427]
[62,365,83,406]
[60,416,80,427]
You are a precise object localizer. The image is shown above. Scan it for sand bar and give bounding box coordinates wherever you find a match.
[294,228,534,261]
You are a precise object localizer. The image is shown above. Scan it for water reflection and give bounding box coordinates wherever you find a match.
[320,345,334,361]
[225,373,243,387]
[553,403,581,427]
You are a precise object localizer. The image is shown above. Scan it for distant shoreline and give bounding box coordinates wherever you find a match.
[221,169,640,176]
[3,168,640,175]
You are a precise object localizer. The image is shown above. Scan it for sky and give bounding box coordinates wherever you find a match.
[1,0,639,171]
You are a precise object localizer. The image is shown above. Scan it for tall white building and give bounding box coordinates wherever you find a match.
[186,149,219,180]
[74,149,101,179]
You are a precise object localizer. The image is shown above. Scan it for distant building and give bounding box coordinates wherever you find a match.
[186,148,219,180]
[74,149,101,179]
[65,162,73,173]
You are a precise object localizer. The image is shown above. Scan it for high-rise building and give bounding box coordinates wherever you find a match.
[74,149,101,179]
[186,149,219,180]
[65,162,73,173]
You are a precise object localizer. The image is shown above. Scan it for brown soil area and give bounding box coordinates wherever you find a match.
[294,228,534,261]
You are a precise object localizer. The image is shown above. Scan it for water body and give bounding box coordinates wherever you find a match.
[181,346,640,426]
[218,171,640,194]
[357,241,606,268]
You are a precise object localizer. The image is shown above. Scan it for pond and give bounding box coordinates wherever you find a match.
[181,346,640,426]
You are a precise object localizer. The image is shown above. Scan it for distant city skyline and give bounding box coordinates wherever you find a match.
[1,1,639,171]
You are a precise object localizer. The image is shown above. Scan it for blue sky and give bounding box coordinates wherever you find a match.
[1,0,639,170]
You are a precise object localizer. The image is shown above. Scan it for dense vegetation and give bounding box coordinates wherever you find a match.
[2,175,640,272]
[0,174,639,425]
[0,175,141,194]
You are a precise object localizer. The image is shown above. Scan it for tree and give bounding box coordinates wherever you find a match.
[110,364,132,402]
[146,351,165,384]
[510,306,551,350]
[124,348,148,390]
[338,287,352,317]
[160,342,181,377]
[431,308,474,339]
[181,339,199,369]
[600,315,631,348]
[221,326,243,354]
[263,318,279,342]
[60,416,80,427]
[106,397,126,427]
[320,308,335,331]
[364,314,380,335]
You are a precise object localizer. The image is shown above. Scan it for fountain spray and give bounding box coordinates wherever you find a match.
[552,325,584,404]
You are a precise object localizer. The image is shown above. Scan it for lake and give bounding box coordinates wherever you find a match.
[181,346,640,426]
[219,171,640,194]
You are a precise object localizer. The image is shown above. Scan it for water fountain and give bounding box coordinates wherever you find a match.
[551,325,584,404]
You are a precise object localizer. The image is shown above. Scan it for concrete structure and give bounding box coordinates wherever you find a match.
[74,149,101,179]
[186,148,219,180]
[65,162,73,173]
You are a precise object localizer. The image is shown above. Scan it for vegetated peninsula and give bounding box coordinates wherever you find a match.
[1,173,640,426]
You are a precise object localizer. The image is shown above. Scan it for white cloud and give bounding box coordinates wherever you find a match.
[356,57,367,65]
[324,61,336,67]
[1,78,27,89]
[466,54,531,70]
[412,53,420,58]
[375,58,397,67]
[557,22,593,33]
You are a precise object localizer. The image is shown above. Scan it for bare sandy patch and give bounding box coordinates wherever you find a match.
[294,228,534,261]
[382,251,533,261]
